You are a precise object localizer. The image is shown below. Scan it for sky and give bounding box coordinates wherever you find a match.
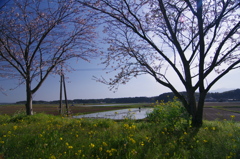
[0,0,239,103]
[0,58,167,103]
[0,57,240,103]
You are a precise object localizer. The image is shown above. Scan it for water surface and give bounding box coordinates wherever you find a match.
[73,108,153,120]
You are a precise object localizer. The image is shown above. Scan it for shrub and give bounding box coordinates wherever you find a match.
[8,110,27,123]
[147,97,190,129]
[0,114,10,124]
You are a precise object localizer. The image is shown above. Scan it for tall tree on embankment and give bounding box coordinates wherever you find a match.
[79,0,240,127]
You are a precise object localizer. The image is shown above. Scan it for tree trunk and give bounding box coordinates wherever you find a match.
[191,108,203,127]
[187,90,197,118]
[26,80,33,115]
[184,90,204,127]
[191,92,207,127]
[189,102,203,127]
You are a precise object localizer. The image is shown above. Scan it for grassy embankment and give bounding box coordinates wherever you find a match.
[0,101,239,159]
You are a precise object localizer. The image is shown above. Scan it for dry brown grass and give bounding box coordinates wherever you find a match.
[0,104,129,116]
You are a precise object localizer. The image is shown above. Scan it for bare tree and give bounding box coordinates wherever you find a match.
[0,0,97,115]
[80,0,240,127]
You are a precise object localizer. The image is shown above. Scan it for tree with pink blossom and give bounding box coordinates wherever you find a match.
[0,0,97,115]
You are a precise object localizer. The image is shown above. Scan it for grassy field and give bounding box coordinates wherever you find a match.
[0,113,239,158]
[0,101,240,158]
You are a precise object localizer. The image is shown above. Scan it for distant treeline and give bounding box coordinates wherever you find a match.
[205,89,240,102]
[16,89,240,104]
[155,89,240,102]
[16,97,156,104]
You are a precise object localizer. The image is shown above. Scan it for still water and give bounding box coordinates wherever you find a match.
[73,108,153,120]
[79,104,136,107]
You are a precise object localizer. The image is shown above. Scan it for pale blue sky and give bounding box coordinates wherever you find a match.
[0,58,165,103]
[0,57,239,103]
[0,0,239,103]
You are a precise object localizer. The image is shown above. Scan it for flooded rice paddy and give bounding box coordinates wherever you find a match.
[73,108,153,120]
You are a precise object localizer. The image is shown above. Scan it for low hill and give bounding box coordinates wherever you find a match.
[155,89,240,102]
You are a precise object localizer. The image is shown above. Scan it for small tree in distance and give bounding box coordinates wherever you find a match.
[80,0,240,127]
[0,0,97,115]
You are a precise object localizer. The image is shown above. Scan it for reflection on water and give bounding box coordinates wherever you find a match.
[80,104,135,107]
[73,108,153,120]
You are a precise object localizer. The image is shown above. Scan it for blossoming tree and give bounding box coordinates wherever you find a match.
[0,0,97,115]
[80,0,240,127]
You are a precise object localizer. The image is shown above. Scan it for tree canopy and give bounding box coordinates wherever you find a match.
[80,0,240,126]
[0,0,97,115]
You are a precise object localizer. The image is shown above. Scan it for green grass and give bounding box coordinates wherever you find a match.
[0,103,239,159]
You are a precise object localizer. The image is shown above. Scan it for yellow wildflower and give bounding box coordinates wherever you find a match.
[106,150,113,156]
[49,155,56,159]
[102,142,108,146]
[128,137,136,144]
[13,126,18,130]
[131,149,137,154]
[89,143,95,148]
[131,125,136,129]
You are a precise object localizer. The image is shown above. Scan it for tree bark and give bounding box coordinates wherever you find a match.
[191,92,207,127]
[25,79,33,115]
[189,99,202,127]
[183,90,204,127]
[191,108,203,127]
